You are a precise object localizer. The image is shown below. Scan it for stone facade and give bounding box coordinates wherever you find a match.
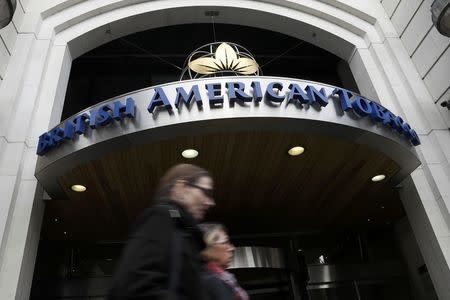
[0,1,449,299]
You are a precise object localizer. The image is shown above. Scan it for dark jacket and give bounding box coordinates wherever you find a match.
[203,271,239,300]
[108,200,206,300]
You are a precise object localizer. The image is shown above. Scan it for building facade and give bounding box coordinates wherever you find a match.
[0,0,449,299]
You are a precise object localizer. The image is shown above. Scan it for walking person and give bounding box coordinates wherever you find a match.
[200,223,249,300]
[108,164,215,300]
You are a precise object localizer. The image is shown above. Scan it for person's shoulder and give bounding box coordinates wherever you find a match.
[131,203,175,232]
[202,271,236,299]
[140,202,176,219]
[202,271,222,289]
[202,271,220,282]
[202,271,229,289]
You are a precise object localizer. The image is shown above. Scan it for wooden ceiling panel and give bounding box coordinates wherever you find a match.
[42,131,403,240]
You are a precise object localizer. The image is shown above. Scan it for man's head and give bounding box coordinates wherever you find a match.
[156,164,215,220]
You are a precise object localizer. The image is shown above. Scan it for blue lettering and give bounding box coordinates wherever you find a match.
[265,82,284,103]
[148,87,172,113]
[352,97,372,116]
[63,121,74,140]
[394,116,406,134]
[92,106,110,128]
[382,110,398,129]
[409,129,421,146]
[287,83,310,104]
[226,82,252,103]
[401,122,413,138]
[175,85,202,109]
[89,105,113,129]
[370,102,386,122]
[36,82,423,153]
[251,81,263,102]
[205,83,223,106]
[98,105,113,126]
[73,113,90,135]
[113,98,135,120]
[305,85,328,107]
[37,133,54,155]
[50,127,65,144]
[89,109,99,129]
[332,88,353,111]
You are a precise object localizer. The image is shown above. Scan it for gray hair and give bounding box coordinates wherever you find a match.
[198,223,227,247]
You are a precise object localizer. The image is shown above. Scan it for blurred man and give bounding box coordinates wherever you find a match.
[108,164,215,300]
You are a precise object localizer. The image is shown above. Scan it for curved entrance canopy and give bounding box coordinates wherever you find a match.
[35,76,420,239]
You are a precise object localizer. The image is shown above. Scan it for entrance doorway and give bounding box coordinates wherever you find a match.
[31,23,427,300]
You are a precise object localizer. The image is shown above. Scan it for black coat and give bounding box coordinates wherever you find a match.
[203,272,239,300]
[108,201,206,300]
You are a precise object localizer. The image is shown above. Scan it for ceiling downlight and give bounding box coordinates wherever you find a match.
[182,149,199,159]
[288,146,305,156]
[371,175,386,182]
[71,185,86,192]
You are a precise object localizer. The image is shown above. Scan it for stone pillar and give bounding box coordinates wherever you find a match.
[348,26,450,299]
[0,7,71,299]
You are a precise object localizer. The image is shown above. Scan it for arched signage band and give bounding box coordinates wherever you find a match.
[37,77,420,156]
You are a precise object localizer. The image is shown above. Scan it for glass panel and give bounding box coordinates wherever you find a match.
[308,283,358,300]
[358,279,412,300]
[301,234,363,265]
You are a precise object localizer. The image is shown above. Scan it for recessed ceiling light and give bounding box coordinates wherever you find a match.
[54,218,59,222]
[371,174,386,182]
[182,149,198,159]
[71,184,86,192]
[367,218,371,222]
[288,146,305,156]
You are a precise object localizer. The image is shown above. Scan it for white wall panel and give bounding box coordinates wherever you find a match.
[391,0,422,35]
[0,41,10,80]
[403,171,450,300]
[19,0,30,12]
[0,5,23,82]
[0,22,18,54]
[401,0,433,55]
[424,47,450,101]
[0,142,25,176]
[0,175,17,260]
[413,27,450,77]
[0,179,39,300]
[0,34,34,137]
[436,88,450,128]
[11,1,25,32]
[5,39,51,142]
[382,0,401,17]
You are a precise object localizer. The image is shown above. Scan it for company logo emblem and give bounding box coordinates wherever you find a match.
[182,42,260,79]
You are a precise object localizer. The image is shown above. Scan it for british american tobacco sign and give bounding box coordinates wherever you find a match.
[37,77,420,156]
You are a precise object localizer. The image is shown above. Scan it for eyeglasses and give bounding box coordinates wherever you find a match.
[213,239,231,246]
[186,182,214,198]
